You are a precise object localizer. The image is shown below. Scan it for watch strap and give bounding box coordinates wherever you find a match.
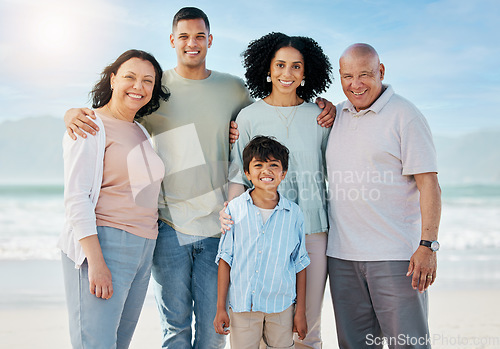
[420,239,439,252]
[419,240,432,248]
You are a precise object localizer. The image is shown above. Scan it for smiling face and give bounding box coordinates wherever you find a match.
[269,46,305,97]
[110,57,155,114]
[339,49,385,111]
[170,18,212,70]
[245,156,287,193]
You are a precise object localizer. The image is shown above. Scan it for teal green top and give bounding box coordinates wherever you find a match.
[229,99,330,235]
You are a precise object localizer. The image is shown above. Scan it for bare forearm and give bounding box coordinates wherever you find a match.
[79,235,105,265]
[214,260,231,335]
[79,234,113,298]
[407,173,440,292]
[295,269,307,313]
[415,173,441,240]
[217,260,231,310]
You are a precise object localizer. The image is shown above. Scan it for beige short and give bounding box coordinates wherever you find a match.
[229,305,295,349]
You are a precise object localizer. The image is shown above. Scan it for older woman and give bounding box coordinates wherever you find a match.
[220,32,332,349]
[59,49,169,349]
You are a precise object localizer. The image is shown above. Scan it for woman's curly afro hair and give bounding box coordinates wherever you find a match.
[242,32,332,102]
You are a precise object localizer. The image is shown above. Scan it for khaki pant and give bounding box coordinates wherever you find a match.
[229,305,295,349]
[258,233,328,349]
[294,232,328,349]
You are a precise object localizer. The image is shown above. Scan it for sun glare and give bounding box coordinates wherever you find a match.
[35,14,72,51]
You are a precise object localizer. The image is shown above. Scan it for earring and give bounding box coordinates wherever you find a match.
[111,85,114,90]
[266,75,271,83]
[300,79,305,87]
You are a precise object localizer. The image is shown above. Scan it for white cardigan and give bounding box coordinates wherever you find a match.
[58,115,153,268]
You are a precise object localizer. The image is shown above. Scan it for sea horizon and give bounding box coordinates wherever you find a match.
[1,182,500,290]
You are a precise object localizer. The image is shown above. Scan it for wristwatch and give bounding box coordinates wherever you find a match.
[420,240,440,252]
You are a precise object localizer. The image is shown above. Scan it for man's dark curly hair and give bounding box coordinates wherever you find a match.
[242,32,332,102]
[90,49,170,119]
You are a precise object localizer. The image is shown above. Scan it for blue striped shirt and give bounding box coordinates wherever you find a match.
[216,189,310,314]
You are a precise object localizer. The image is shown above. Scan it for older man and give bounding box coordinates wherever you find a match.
[326,43,441,349]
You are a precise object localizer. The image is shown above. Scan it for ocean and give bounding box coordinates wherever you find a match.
[1,183,499,288]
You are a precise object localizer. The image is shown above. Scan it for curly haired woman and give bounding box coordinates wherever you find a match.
[219,32,333,348]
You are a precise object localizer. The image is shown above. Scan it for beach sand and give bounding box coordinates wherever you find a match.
[1,260,499,349]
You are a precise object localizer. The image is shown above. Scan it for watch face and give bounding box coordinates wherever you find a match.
[430,241,440,251]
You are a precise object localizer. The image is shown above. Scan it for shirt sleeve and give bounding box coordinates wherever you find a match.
[62,131,100,241]
[291,208,310,273]
[231,78,253,121]
[215,206,235,267]
[400,113,438,176]
[228,111,252,188]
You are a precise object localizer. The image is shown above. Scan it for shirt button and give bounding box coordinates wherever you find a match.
[258,251,262,254]
[252,291,255,294]
[255,270,258,273]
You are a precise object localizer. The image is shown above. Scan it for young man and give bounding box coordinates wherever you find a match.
[144,8,251,348]
[214,136,310,349]
[63,7,334,348]
[326,43,441,348]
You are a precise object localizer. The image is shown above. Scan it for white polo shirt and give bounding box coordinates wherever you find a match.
[325,85,438,261]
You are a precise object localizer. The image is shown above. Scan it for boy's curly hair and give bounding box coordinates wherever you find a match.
[242,32,332,102]
[243,136,289,173]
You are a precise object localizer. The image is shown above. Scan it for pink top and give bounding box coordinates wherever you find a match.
[95,113,165,239]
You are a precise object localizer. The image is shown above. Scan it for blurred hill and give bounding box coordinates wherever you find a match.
[0,116,65,184]
[434,130,500,184]
[0,116,499,185]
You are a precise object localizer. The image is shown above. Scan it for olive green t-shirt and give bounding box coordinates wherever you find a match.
[140,69,252,237]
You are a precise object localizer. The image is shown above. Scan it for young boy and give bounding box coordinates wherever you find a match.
[213,136,310,348]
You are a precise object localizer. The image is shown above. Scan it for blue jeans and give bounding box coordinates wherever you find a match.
[62,226,156,349]
[151,221,226,349]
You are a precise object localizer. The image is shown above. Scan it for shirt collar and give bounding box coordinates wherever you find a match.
[343,84,394,116]
[244,188,290,211]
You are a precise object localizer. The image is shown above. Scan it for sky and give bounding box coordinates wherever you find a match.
[1,0,499,136]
